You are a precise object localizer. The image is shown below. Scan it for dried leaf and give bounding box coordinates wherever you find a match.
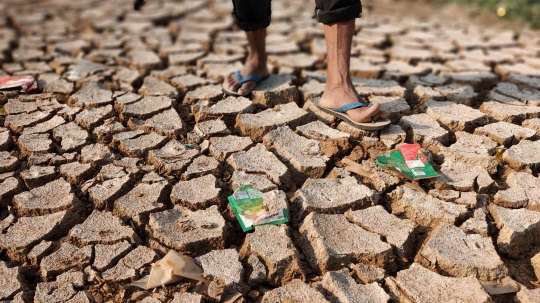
[341,158,373,179]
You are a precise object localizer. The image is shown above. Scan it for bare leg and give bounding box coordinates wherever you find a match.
[319,19,389,122]
[223,28,269,96]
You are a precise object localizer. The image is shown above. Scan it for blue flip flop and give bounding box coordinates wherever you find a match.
[314,98,391,131]
[222,70,270,96]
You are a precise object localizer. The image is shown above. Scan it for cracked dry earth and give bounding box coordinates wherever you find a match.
[1,0,540,302]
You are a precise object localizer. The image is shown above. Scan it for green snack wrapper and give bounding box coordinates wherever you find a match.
[375,144,438,180]
[228,185,289,232]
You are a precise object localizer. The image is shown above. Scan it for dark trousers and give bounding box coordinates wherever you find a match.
[232,0,362,31]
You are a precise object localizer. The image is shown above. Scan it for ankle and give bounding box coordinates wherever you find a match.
[247,52,267,65]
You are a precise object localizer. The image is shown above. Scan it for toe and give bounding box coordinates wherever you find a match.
[224,73,240,92]
[237,81,257,96]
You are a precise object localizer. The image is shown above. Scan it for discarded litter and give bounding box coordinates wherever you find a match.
[0,75,38,93]
[480,276,520,295]
[375,143,438,181]
[131,250,209,290]
[228,185,288,232]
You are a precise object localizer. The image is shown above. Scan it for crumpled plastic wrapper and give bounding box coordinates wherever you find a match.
[131,250,209,290]
[0,75,38,93]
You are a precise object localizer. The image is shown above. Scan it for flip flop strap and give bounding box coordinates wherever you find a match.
[333,102,372,113]
[238,75,265,85]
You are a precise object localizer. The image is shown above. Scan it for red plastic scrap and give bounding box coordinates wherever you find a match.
[0,75,38,93]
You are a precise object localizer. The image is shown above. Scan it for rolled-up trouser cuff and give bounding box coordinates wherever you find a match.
[315,3,362,24]
[232,11,271,32]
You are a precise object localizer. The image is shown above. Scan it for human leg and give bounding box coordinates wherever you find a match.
[224,0,271,96]
[316,0,390,124]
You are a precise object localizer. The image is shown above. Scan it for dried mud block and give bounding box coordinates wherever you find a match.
[148,140,199,176]
[80,143,116,166]
[488,204,540,258]
[347,206,417,264]
[300,81,325,101]
[250,74,300,108]
[353,263,386,284]
[380,124,406,149]
[0,177,23,206]
[22,116,67,136]
[268,53,318,70]
[68,82,113,108]
[0,210,79,261]
[353,78,406,97]
[52,122,89,152]
[0,261,26,301]
[240,225,304,286]
[432,158,494,193]
[128,108,184,139]
[502,171,540,212]
[4,99,38,115]
[89,174,133,210]
[118,132,168,158]
[350,59,384,79]
[209,135,253,162]
[321,269,391,303]
[192,96,255,125]
[92,119,128,144]
[406,73,447,90]
[388,263,491,303]
[102,246,157,283]
[531,252,540,281]
[296,121,350,157]
[388,186,469,227]
[59,162,95,184]
[13,178,82,217]
[0,151,19,173]
[303,98,337,124]
[182,155,221,180]
[33,281,78,303]
[183,85,223,104]
[0,128,10,151]
[5,110,53,134]
[170,174,220,210]
[522,118,540,136]
[227,144,292,189]
[299,213,395,273]
[261,280,330,303]
[460,208,489,237]
[292,177,377,223]
[493,82,540,106]
[423,100,487,132]
[441,131,498,174]
[194,120,230,138]
[120,96,175,121]
[195,249,246,301]
[263,126,329,184]
[516,288,540,303]
[416,223,507,280]
[93,241,132,271]
[231,170,277,192]
[369,96,411,124]
[17,133,53,157]
[68,210,139,246]
[147,206,230,256]
[399,113,449,152]
[479,101,540,124]
[443,71,498,91]
[74,105,114,130]
[128,50,162,73]
[357,160,402,192]
[139,77,178,99]
[40,243,92,280]
[114,177,168,226]
[170,74,209,91]
[502,140,540,173]
[170,293,205,303]
[114,93,142,112]
[474,122,536,147]
[236,102,311,142]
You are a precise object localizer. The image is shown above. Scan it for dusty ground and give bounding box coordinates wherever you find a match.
[1,0,540,302]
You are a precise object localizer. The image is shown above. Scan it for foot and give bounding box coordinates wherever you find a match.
[223,58,269,96]
[319,84,390,123]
